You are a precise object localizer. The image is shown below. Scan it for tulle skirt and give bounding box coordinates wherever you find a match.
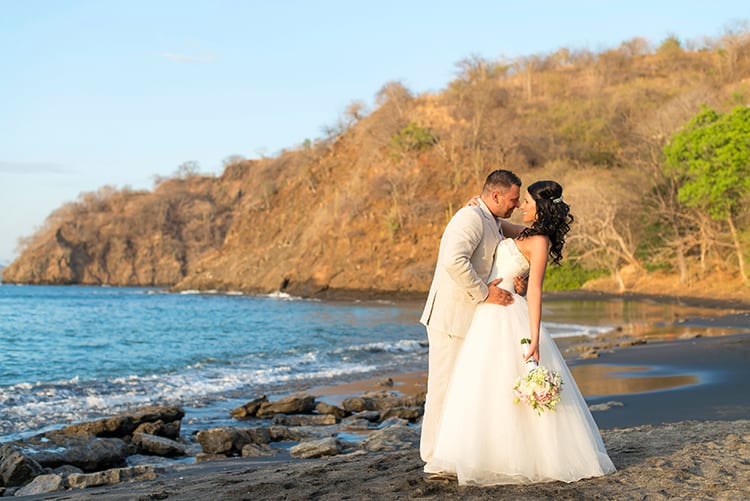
[430,298,616,486]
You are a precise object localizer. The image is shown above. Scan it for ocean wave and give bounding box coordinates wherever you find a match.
[332,339,426,355]
[545,322,614,338]
[262,291,309,301]
[0,359,379,442]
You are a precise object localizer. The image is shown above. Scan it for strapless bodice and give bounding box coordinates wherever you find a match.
[488,239,529,292]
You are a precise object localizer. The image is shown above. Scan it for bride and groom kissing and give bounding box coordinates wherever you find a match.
[419,169,616,486]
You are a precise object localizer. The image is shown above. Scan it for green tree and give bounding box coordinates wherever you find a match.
[663,106,750,284]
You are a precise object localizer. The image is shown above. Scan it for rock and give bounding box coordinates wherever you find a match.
[379,417,409,428]
[617,338,647,347]
[66,465,158,490]
[256,394,317,418]
[346,411,381,423]
[341,393,422,413]
[196,427,272,456]
[579,348,600,359]
[379,377,394,387]
[340,418,372,430]
[51,465,84,476]
[315,402,348,418]
[289,437,343,459]
[126,455,177,467]
[132,433,188,457]
[379,407,423,422]
[230,395,268,418]
[267,426,312,442]
[361,425,420,452]
[14,474,64,496]
[271,414,337,426]
[0,445,44,487]
[23,434,132,472]
[241,443,276,457]
[589,401,625,412]
[56,405,184,439]
[133,419,181,440]
[194,453,229,463]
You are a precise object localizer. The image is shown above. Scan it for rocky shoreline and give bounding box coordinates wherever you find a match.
[3,303,750,498]
[0,383,427,497]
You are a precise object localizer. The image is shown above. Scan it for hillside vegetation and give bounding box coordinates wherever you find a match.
[4,30,750,302]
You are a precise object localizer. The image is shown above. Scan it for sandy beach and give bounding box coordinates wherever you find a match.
[7,294,750,500]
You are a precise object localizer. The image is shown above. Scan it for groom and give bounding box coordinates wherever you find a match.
[419,169,522,476]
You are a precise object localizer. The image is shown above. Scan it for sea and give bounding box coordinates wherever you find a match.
[0,284,692,443]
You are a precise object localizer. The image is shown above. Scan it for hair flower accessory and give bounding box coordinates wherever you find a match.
[552,196,563,204]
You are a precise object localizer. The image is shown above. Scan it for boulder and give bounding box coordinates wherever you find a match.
[66,465,158,490]
[256,394,316,418]
[579,348,600,359]
[315,402,348,418]
[195,453,229,463]
[56,405,184,439]
[341,392,422,413]
[379,407,423,422]
[196,427,272,456]
[379,417,409,428]
[340,418,372,430]
[133,419,181,440]
[289,437,343,459]
[271,414,337,426]
[345,411,381,423]
[51,465,84,476]
[266,425,312,443]
[230,396,268,418]
[241,443,276,457]
[14,474,64,496]
[0,445,44,487]
[361,424,420,452]
[132,433,188,457]
[23,434,132,472]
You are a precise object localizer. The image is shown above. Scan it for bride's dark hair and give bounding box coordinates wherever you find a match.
[518,180,573,265]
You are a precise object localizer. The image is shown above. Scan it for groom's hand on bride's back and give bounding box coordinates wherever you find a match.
[484,278,514,306]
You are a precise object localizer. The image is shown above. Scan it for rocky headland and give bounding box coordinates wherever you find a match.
[4,37,750,304]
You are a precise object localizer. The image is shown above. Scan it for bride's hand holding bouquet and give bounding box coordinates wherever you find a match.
[513,338,563,415]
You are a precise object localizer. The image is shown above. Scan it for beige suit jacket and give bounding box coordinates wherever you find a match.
[420,200,502,338]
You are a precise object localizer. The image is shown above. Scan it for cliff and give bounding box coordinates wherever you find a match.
[4,34,750,299]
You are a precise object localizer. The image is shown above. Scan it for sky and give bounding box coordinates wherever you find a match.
[1,1,748,265]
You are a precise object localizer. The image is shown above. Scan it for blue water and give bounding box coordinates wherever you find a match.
[0,285,613,442]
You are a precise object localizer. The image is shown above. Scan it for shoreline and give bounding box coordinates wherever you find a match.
[4,281,750,312]
[5,292,750,498]
[28,418,749,500]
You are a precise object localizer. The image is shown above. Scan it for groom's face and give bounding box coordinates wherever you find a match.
[492,184,521,218]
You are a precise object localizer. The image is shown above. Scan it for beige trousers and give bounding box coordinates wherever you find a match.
[420,326,464,471]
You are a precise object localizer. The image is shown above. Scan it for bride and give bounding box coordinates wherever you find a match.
[428,180,616,486]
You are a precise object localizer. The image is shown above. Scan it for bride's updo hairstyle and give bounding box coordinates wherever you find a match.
[519,180,573,265]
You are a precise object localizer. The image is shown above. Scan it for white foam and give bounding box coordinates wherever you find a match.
[545,322,614,338]
[332,339,425,354]
[0,359,379,442]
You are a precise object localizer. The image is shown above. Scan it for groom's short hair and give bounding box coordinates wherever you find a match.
[483,169,521,194]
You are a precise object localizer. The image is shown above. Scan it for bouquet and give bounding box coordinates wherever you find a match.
[512,338,563,415]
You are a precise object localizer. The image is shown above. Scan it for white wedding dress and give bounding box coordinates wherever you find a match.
[430,238,616,486]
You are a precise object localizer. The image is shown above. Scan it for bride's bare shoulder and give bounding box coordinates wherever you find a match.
[515,234,550,255]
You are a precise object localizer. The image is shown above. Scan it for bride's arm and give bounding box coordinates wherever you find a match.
[499,219,527,239]
[521,235,550,363]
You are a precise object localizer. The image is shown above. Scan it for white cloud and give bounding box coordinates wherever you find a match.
[0,162,73,175]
